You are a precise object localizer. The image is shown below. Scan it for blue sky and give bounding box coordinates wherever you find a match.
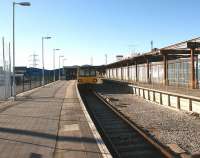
[0,0,200,69]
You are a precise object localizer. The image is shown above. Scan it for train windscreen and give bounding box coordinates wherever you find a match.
[79,69,96,77]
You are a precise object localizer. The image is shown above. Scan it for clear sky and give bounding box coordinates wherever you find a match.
[1,0,200,69]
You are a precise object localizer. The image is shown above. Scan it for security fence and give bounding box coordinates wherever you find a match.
[168,58,191,87]
[0,37,56,100]
[15,70,54,94]
[0,37,12,100]
[105,57,200,89]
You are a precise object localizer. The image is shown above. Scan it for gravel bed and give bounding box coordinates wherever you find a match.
[94,83,200,155]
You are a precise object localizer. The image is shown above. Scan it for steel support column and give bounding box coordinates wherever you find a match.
[116,68,117,79]
[147,59,150,84]
[163,54,168,86]
[190,48,195,89]
[121,66,123,80]
[127,63,129,81]
[195,55,198,88]
[135,61,138,82]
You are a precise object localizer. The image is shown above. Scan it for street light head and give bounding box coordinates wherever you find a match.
[18,2,31,6]
[55,49,60,51]
[45,36,51,39]
[59,55,64,58]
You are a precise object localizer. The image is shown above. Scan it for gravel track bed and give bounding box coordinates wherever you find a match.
[94,83,200,155]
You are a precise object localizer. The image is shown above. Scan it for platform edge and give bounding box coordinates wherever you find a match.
[75,82,112,158]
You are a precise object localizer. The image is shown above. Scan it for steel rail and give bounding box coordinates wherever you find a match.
[92,90,177,158]
[80,88,119,157]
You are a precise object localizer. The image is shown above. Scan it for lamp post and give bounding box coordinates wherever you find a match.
[12,1,31,100]
[42,36,51,86]
[62,58,67,67]
[53,48,60,82]
[59,55,64,80]
[105,54,107,65]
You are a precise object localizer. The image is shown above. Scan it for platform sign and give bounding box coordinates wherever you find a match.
[187,42,200,49]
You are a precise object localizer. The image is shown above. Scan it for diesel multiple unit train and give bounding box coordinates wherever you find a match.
[77,65,98,84]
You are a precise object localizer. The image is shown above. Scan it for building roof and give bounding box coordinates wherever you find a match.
[106,37,200,68]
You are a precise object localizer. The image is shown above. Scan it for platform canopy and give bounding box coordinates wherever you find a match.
[106,37,200,68]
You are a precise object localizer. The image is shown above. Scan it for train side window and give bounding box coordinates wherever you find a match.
[90,70,96,76]
[79,70,85,76]
[85,70,90,76]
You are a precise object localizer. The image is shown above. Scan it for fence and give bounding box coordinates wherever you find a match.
[105,57,200,89]
[168,58,192,87]
[0,37,55,100]
[0,37,12,100]
[15,70,54,94]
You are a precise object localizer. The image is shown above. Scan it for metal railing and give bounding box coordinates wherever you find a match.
[15,75,54,95]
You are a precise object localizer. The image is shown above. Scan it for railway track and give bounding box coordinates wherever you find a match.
[79,85,178,158]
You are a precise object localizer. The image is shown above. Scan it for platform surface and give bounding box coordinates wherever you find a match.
[0,81,103,158]
[104,79,200,98]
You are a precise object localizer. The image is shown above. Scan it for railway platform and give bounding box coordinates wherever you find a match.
[103,79,200,115]
[97,79,200,156]
[103,79,200,97]
[0,81,110,158]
